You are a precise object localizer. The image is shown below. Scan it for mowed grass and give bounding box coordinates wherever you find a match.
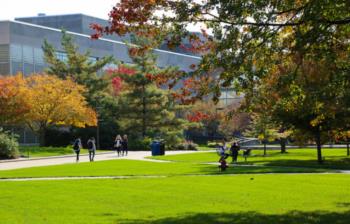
[0,159,328,179]
[0,174,350,224]
[151,148,350,169]
[19,146,92,158]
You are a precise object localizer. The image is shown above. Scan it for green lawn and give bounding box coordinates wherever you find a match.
[0,159,328,179]
[19,146,101,158]
[0,174,350,223]
[151,148,350,169]
[1,148,350,223]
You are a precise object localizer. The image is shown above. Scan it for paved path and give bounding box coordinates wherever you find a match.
[0,150,200,171]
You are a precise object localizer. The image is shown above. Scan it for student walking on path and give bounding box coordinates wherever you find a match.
[114,135,122,157]
[230,141,240,163]
[87,137,96,162]
[73,138,82,162]
[122,135,128,156]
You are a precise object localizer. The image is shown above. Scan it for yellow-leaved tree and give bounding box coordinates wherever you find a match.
[22,74,97,146]
[0,75,29,125]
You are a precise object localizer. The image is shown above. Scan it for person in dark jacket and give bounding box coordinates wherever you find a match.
[230,141,240,163]
[87,137,96,162]
[73,138,82,162]
[122,134,128,156]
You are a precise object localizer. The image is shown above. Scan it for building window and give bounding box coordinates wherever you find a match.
[55,51,68,62]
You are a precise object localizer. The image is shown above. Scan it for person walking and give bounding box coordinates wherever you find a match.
[217,140,229,162]
[73,137,82,162]
[230,141,240,163]
[114,135,122,157]
[122,134,128,156]
[87,137,96,162]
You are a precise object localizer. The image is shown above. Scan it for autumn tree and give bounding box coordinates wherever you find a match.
[43,31,120,148]
[0,75,29,125]
[92,0,350,101]
[253,48,350,163]
[93,1,349,159]
[333,130,350,156]
[22,74,97,146]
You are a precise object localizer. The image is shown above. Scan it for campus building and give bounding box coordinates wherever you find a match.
[0,14,239,144]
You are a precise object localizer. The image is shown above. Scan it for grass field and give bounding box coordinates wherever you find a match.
[0,159,328,178]
[1,148,350,223]
[151,148,350,169]
[0,174,350,223]
[19,146,101,158]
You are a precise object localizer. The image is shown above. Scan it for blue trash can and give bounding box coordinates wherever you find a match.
[151,141,161,156]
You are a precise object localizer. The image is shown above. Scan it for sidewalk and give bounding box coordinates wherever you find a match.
[0,150,199,171]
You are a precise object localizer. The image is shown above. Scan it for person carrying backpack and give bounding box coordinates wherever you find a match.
[73,138,82,162]
[87,137,96,162]
[122,134,128,156]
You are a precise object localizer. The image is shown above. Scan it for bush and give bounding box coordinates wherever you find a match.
[175,141,198,150]
[158,130,184,150]
[129,137,152,151]
[0,129,19,159]
[207,141,221,148]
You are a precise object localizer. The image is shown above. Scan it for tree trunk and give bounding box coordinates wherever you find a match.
[39,128,46,147]
[141,84,146,137]
[280,138,286,153]
[315,129,323,164]
[263,142,267,156]
[347,142,349,157]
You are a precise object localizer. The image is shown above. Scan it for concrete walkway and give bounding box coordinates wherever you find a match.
[0,150,199,171]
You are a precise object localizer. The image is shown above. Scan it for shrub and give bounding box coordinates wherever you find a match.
[157,130,184,150]
[207,141,221,148]
[129,137,152,151]
[175,141,198,150]
[0,129,19,159]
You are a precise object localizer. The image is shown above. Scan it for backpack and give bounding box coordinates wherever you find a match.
[87,140,93,150]
[73,141,80,150]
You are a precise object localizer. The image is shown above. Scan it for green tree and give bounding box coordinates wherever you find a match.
[254,49,350,163]
[42,30,114,105]
[43,31,118,148]
[245,113,277,156]
[110,39,189,147]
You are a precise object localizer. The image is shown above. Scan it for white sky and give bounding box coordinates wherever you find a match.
[0,0,118,21]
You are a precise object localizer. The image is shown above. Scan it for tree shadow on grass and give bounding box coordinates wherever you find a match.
[250,158,350,170]
[118,210,350,224]
[196,164,326,175]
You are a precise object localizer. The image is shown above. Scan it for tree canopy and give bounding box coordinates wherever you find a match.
[1,74,97,146]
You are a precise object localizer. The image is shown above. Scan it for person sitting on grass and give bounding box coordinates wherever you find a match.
[218,157,228,171]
